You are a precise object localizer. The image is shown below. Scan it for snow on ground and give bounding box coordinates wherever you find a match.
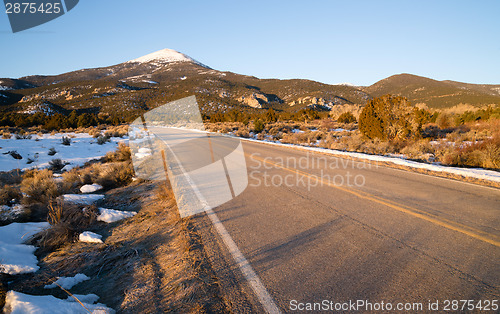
[0,204,26,221]
[4,291,114,314]
[97,208,136,223]
[0,222,50,275]
[239,137,500,183]
[63,194,104,205]
[44,273,90,289]
[79,231,103,243]
[80,184,103,194]
[66,294,100,304]
[0,132,126,172]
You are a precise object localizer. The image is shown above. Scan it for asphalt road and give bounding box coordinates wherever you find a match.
[176,135,500,312]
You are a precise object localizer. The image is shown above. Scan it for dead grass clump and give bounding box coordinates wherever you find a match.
[96,161,134,189]
[60,168,82,194]
[31,201,99,252]
[21,169,59,204]
[1,132,11,139]
[281,131,325,145]
[105,143,131,162]
[0,279,6,310]
[401,139,435,162]
[0,185,22,205]
[439,135,500,169]
[233,127,250,138]
[104,125,128,138]
[88,127,101,138]
[0,170,22,186]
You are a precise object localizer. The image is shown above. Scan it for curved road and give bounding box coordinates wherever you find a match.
[191,139,499,313]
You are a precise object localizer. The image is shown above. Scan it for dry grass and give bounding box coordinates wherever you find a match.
[20,169,59,204]
[0,279,5,311]
[30,201,99,253]
[8,181,228,313]
[95,161,134,190]
[0,185,21,205]
[105,142,131,162]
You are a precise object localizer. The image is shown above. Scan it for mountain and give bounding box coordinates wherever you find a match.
[1,49,371,120]
[1,51,498,121]
[364,73,500,108]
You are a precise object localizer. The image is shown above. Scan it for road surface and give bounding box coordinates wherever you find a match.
[158,131,499,312]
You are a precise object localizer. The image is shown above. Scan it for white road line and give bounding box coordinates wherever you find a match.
[206,207,281,314]
[161,138,281,313]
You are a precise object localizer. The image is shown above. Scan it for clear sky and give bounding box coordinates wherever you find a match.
[0,0,499,86]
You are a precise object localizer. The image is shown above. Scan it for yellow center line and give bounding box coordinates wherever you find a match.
[248,153,500,247]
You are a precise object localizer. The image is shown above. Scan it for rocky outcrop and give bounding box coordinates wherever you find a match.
[238,93,270,108]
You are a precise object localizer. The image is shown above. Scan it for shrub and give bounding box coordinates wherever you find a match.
[0,185,21,205]
[233,127,250,138]
[61,136,71,146]
[436,113,452,129]
[96,161,134,189]
[253,119,265,133]
[6,150,22,160]
[337,112,357,124]
[88,128,101,138]
[48,147,57,156]
[359,95,421,141]
[96,135,110,145]
[21,169,59,204]
[48,158,66,172]
[105,143,131,162]
[31,201,99,251]
[60,168,82,194]
[15,133,32,140]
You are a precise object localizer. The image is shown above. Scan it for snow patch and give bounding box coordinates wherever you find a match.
[44,273,90,289]
[80,184,103,194]
[4,291,114,314]
[97,208,136,223]
[0,222,50,274]
[79,231,103,243]
[0,132,125,172]
[127,49,208,68]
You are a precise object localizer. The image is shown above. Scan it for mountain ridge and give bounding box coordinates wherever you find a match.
[0,50,498,120]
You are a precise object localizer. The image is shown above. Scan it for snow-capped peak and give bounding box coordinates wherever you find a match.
[127,49,207,67]
[335,82,356,87]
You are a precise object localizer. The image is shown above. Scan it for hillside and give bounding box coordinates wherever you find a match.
[0,49,370,122]
[1,52,498,122]
[364,73,500,108]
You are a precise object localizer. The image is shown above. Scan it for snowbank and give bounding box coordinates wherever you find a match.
[97,208,136,223]
[0,132,125,172]
[63,194,104,205]
[80,184,103,194]
[4,291,114,314]
[79,231,103,243]
[0,222,50,275]
[44,273,90,289]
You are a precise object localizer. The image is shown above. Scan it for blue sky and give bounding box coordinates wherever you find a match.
[0,0,499,86]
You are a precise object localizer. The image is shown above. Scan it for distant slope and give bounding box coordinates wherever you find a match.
[2,49,370,120]
[3,52,498,120]
[364,73,500,108]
